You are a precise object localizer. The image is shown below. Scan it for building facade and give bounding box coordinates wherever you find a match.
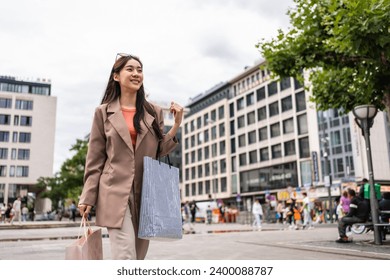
[0,76,57,212]
[182,61,390,209]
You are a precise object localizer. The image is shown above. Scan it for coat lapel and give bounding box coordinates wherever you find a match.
[107,98,134,153]
[135,109,155,152]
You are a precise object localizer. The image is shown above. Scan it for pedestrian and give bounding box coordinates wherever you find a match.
[252,199,263,231]
[78,53,183,260]
[206,205,213,225]
[11,197,21,225]
[379,192,390,223]
[302,193,313,229]
[336,189,370,243]
[340,190,350,216]
[183,201,194,231]
[276,201,284,224]
[70,201,77,222]
[293,203,303,230]
[0,204,5,223]
[190,200,199,223]
[21,204,29,222]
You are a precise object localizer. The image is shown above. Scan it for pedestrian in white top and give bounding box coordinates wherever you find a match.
[11,196,21,225]
[252,199,263,231]
[302,193,313,229]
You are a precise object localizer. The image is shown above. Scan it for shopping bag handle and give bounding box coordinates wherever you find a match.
[77,215,92,240]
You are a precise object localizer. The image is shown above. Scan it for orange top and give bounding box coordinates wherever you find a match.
[121,107,137,148]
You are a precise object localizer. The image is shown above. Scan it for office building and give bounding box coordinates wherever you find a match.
[0,75,57,212]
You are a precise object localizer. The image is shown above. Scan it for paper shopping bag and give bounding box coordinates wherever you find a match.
[138,156,182,241]
[65,218,103,260]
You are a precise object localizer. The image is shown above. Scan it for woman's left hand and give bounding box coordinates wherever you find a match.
[170,101,184,126]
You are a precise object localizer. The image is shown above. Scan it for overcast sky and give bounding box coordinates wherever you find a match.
[0,0,294,173]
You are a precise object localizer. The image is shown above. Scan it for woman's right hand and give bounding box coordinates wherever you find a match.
[78,204,92,217]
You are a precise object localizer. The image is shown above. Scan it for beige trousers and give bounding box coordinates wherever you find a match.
[107,205,149,260]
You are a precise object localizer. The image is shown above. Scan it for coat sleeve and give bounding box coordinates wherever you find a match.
[79,107,107,206]
[157,106,178,157]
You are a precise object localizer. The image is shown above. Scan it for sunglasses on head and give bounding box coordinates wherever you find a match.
[115,53,140,61]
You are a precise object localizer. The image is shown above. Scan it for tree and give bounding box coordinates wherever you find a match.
[37,137,88,209]
[257,0,390,117]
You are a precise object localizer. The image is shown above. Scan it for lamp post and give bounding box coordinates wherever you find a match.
[321,137,333,223]
[352,105,381,245]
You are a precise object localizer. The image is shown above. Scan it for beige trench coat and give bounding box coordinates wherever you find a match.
[79,98,178,231]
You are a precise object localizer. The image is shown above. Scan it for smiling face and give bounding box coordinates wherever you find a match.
[114,58,144,93]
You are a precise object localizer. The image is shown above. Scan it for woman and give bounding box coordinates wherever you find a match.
[78,53,183,260]
[340,190,350,216]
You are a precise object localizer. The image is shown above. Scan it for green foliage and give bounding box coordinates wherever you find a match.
[37,138,88,209]
[257,0,390,113]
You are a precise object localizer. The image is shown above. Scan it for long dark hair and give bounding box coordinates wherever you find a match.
[101,55,163,140]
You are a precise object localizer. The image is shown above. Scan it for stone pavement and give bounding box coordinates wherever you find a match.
[0,220,389,260]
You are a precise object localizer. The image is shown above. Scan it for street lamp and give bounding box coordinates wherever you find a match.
[352,105,381,245]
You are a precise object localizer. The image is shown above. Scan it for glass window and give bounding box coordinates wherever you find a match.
[205,181,210,194]
[11,148,16,159]
[185,153,189,164]
[197,133,203,145]
[211,126,217,140]
[229,103,234,118]
[191,151,195,163]
[197,117,202,129]
[185,184,190,197]
[15,100,33,110]
[230,120,235,135]
[198,165,203,178]
[0,114,11,125]
[220,140,226,155]
[205,146,210,159]
[281,96,292,112]
[14,115,19,126]
[238,134,246,147]
[211,109,216,121]
[284,140,296,156]
[197,148,202,161]
[248,130,256,145]
[205,163,210,176]
[0,148,8,159]
[9,165,15,177]
[239,153,247,166]
[198,181,203,195]
[220,159,226,173]
[249,150,257,164]
[0,131,10,142]
[237,116,245,128]
[221,177,227,192]
[212,143,217,157]
[191,135,195,146]
[268,81,278,96]
[297,114,308,135]
[280,77,291,91]
[272,144,282,159]
[269,101,279,117]
[16,166,29,177]
[191,167,196,179]
[247,111,256,125]
[218,123,225,137]
[237,97,245,111]
[259,127,268,141]
[257,106,267,121]
[283,118,294,134]
[256,87,265,101]
[231,138,236,154]
[331,131,341,145]
[246,92,254,106]
[299,137,310,158]
[204,129,209,142]
[260,147,269,161]
[294,78,303,89]
[231,156,236,172]
[13,132,18,142]
[184,123,188,134]
[191,183,196,196]
[0,166,6,177]
[296,91,306,112]
[0,98,12,108]
[190,120,195,131]
[203,113,209,126]
[270,123,281,138]
[218,106,224,119]
[17,149,30,160]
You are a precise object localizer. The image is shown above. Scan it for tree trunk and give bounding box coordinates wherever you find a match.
[384,90,390,122]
